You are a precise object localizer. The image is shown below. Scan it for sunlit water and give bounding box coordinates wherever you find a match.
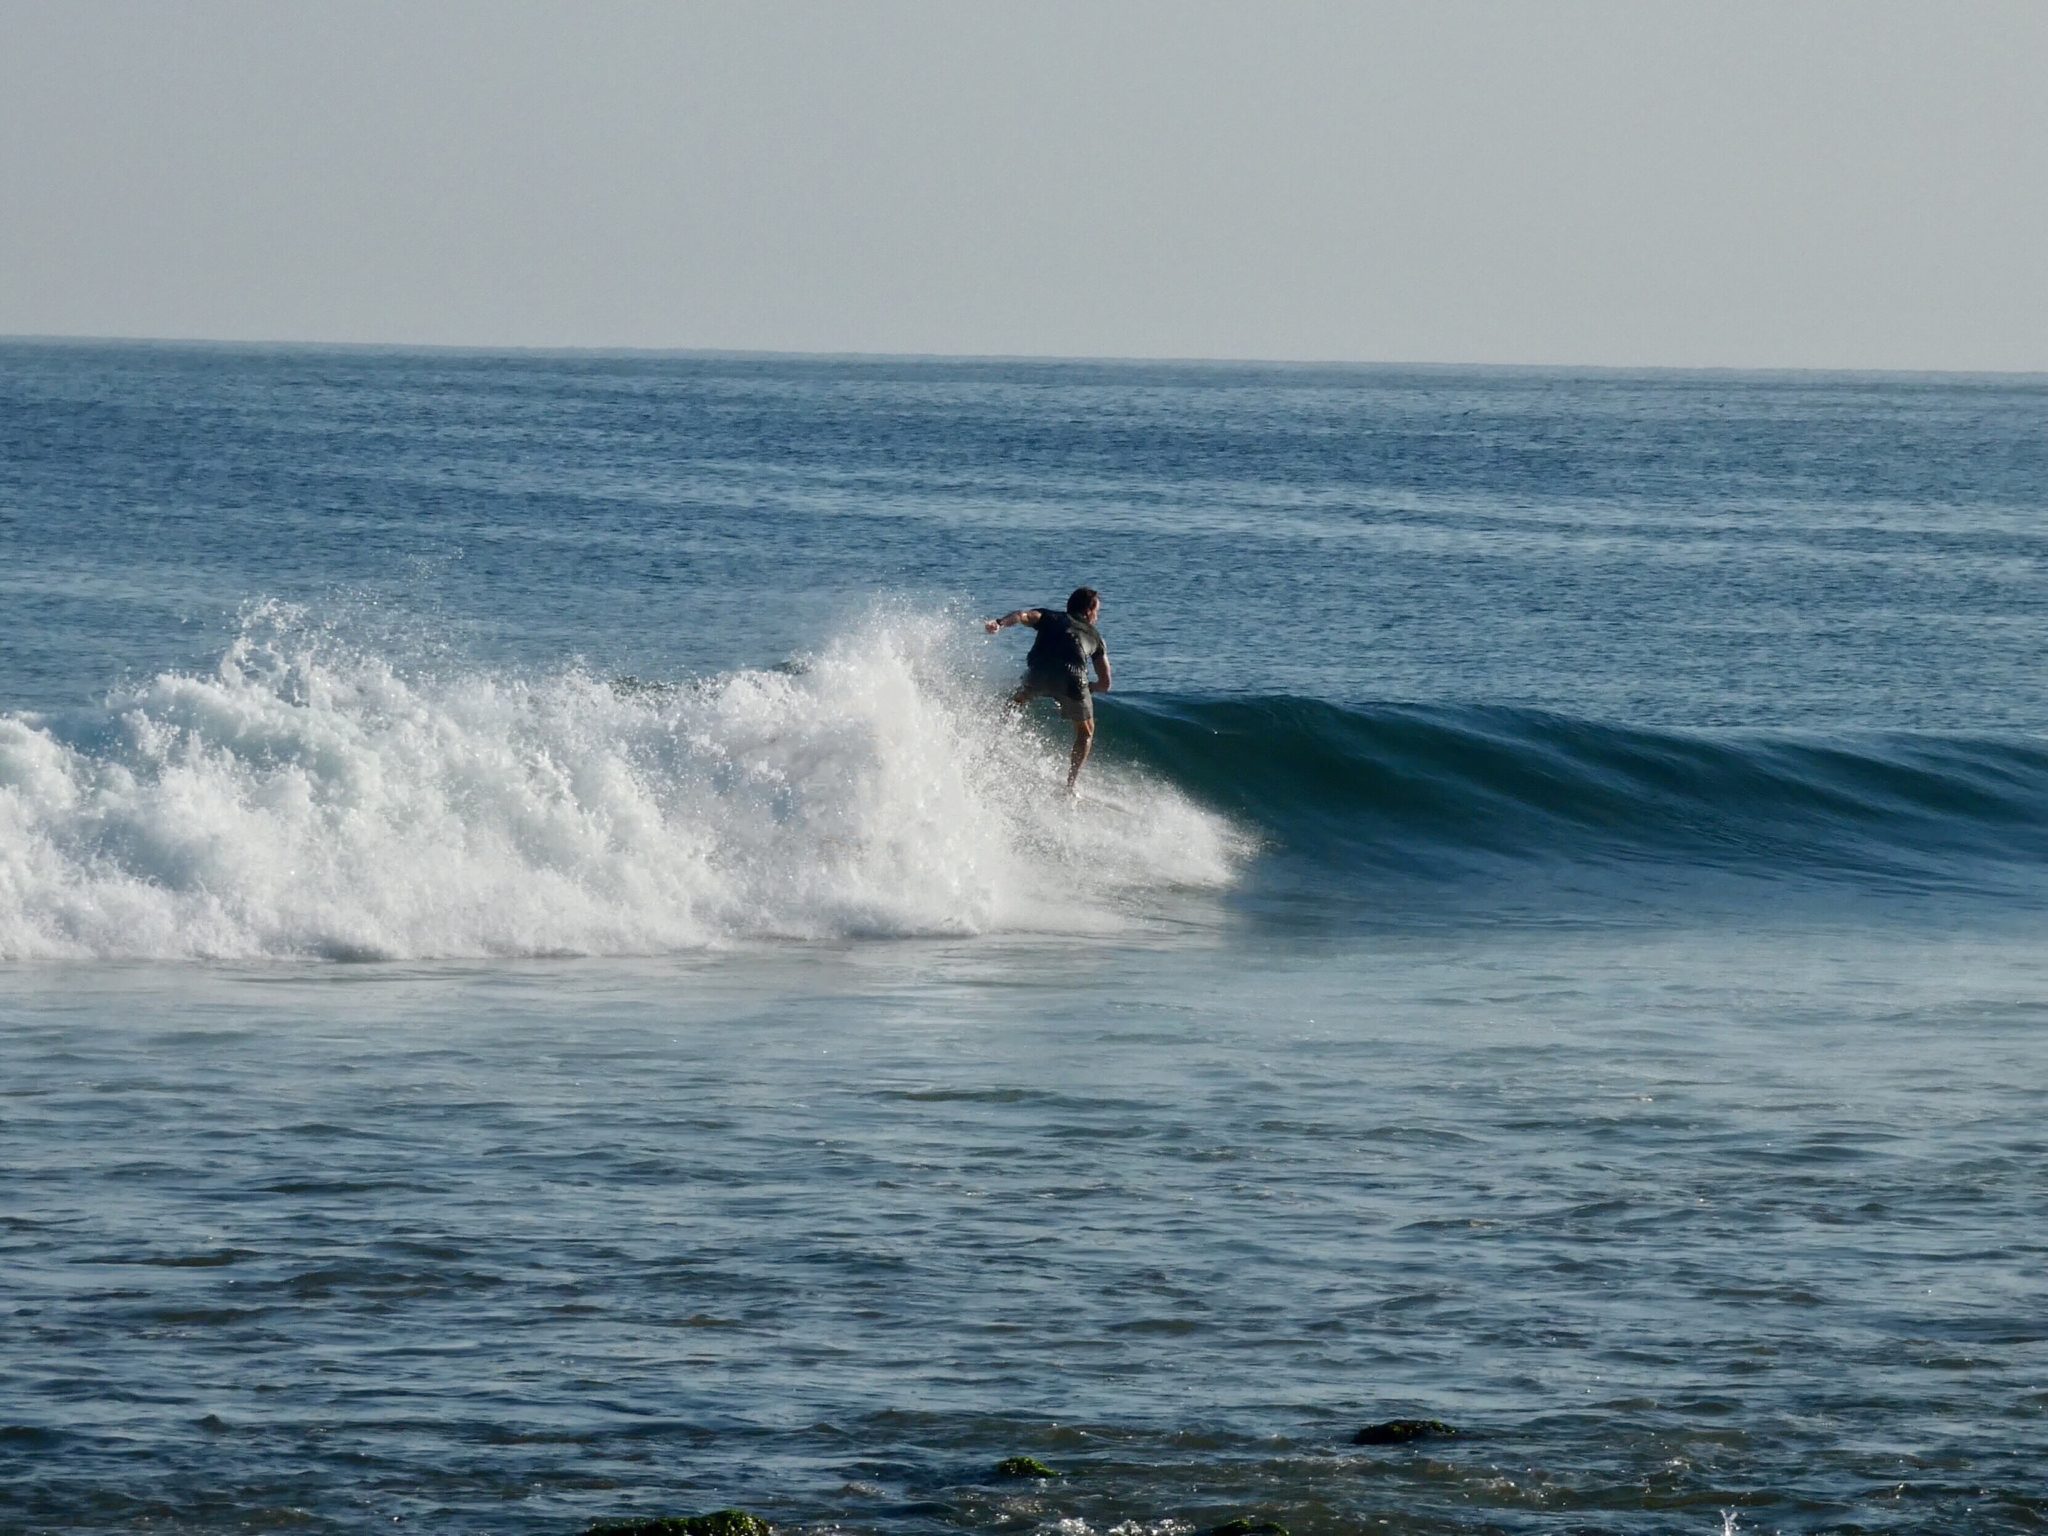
[3,343,2045,1533]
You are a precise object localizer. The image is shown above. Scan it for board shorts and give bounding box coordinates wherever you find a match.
[1017,666,1094,724]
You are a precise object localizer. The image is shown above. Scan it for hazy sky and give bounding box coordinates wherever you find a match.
[4,1,2045,369]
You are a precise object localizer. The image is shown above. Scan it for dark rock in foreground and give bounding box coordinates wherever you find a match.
[1209,1519,1289,1536]
[1352,1418,1459,1446]
[993,1455,1063,1479]
[586,1511,771,1536]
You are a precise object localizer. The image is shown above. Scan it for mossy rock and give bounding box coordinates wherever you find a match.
[993,1455,1063,1479]
[1352,1418,1458,1446]
[1210,1520,1289,1536]
[586,1510,770,1536]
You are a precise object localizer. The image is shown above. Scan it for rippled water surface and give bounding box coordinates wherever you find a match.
[8,935,2047,1534]
[3,345,2047,1532]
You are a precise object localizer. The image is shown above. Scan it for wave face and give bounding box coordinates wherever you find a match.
[0,606,1240,961]
[1113,695,2048,901]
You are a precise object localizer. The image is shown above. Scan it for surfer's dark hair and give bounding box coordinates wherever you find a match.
[1066,587,1099,616]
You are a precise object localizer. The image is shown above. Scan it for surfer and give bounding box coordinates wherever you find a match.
[984,587,1112,793]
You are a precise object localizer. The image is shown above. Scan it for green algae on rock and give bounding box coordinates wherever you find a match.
[585,1510,771,1536]
[993,1455,1063,1479]
[1352,1418,1459,1446]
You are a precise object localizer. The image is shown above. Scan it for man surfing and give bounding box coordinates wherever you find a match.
[983,586,1112,794]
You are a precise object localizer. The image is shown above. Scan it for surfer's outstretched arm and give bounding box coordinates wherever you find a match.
[983,608,1043,634]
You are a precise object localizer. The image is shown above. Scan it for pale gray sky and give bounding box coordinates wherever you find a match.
[3,1,2044,369]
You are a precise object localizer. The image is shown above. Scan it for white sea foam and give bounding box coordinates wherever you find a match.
[0,603,1242,961]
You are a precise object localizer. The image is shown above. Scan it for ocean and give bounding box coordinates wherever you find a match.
[2,341,2044,1534]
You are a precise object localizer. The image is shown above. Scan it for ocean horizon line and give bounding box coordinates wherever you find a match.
[5,328,2046,383]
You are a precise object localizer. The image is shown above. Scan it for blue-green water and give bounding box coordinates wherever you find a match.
[2,342,2045,1533]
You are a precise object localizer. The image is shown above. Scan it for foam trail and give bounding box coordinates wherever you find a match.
[0,603,1243,961]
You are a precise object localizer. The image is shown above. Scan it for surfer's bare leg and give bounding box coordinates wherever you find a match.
[1067,718,1094,793]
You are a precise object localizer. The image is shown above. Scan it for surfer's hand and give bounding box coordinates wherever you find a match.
[983,618,1001,634]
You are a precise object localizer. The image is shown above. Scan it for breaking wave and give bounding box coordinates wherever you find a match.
[0,605,1240,961]
[9,602,2043,962]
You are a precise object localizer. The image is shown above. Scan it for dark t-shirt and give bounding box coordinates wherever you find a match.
[1026,609,1104,679]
